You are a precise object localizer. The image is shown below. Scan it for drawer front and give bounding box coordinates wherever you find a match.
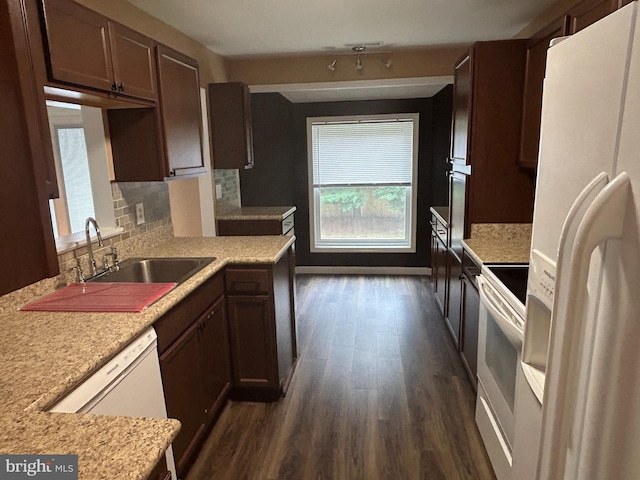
[154,272,224,354]
[431,213,448,245]
[462,249,481,290]
[225,268,271,294]
[282,214,294,235]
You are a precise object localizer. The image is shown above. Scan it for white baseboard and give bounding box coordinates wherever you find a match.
[295,266,432,276]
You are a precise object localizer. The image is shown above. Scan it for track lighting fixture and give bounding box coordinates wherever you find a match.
[326,44,393,72]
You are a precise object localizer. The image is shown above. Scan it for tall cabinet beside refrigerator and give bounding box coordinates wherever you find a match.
[446,40,535,347]
[513,3,640,479]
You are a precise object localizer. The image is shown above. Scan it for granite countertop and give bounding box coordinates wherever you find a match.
[216,205,296,221]
[462,223,532,265]
[430,206,449,227]
[0,233,295,479]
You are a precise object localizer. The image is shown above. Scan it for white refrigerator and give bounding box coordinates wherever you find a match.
[512,2,640,480]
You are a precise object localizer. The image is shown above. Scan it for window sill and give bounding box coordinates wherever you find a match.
[55,226,124,254]
[310,245,416,253]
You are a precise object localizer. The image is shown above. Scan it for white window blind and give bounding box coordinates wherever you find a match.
[57,127,95,234]
[311,119,414,186]
[307,113,419,253]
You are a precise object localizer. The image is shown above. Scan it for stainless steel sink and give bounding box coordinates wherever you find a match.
[88,257,216,285]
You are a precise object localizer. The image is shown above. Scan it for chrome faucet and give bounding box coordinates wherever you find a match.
[85,217,104,276]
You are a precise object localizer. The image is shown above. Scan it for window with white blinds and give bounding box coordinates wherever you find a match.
[307,113,419,252]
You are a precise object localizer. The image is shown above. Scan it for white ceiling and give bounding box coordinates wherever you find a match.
[128,0,557,57]
[127,0,557,101]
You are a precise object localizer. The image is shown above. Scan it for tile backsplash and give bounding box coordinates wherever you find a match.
[214,169,241,209]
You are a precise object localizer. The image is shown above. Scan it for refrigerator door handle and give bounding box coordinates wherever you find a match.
[522,173,609,402]
[538,172,632,480]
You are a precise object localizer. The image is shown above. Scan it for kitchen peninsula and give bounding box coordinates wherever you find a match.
[0,229,295,479]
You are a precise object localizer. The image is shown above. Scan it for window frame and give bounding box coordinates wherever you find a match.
[307,113,420,253]
[46,102,121,252]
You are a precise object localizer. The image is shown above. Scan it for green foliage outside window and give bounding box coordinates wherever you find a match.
[372,186,405,211]
[320,188,366,213]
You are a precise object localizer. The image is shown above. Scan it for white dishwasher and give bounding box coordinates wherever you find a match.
[50,328,177,480]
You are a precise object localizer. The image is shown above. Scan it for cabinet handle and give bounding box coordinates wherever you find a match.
[111,81,117,92]
[169,169,176,176]
[117,82,125,92]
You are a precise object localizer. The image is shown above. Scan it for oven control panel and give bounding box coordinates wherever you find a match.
[528,249,556,309]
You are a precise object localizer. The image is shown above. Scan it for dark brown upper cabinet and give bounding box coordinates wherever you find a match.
[568,0,620,34]
[40,0,157,101]
[1,0,60,295]
[107,22,157,100]
[208,82,255,170]
[450,55,471,165]
[518,0,632,170]
[107,45,205,181]
[519,16,569,170]
[156,45,205,176]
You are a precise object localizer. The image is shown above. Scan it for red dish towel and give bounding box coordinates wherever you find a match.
[21,282,177,313]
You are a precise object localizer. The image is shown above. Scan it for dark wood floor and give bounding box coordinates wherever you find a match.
[186,275,496,480]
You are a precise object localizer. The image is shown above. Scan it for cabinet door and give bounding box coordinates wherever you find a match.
[156,45,205,176]
[227,295,278,388]
[568,0,619,34]
[461,275,480,390]
[445,252,463,348]
[448,171,467,261]
[450,54,471,164]
[242,84,255,169]
[430,229,439,292]
[108,22,157,100]
[435,236,448,317]
[41,0,114,92]
[198,297,231,425]
[2,0,59,295]
[208,82,254,169]
[159,322,205,474]
[519,16,569,169]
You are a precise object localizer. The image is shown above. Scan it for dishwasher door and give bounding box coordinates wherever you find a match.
[50,328,177,479]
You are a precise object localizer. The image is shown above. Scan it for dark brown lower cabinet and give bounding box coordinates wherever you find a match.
[199,298,231,425]
[460,272,480,391]
[227,295,277,390]
[445,252,463,348]
[217,212,295,236]
[146,457,171,480]
[225,248,297,401]
[431,230,448,317]
[158,295,230,477]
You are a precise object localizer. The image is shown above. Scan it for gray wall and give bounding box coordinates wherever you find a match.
[241,87,453,268]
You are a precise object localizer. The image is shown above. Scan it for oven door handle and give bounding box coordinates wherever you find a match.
[478,277,523,347]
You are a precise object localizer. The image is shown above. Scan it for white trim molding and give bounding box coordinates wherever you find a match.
[295,266,431,276]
